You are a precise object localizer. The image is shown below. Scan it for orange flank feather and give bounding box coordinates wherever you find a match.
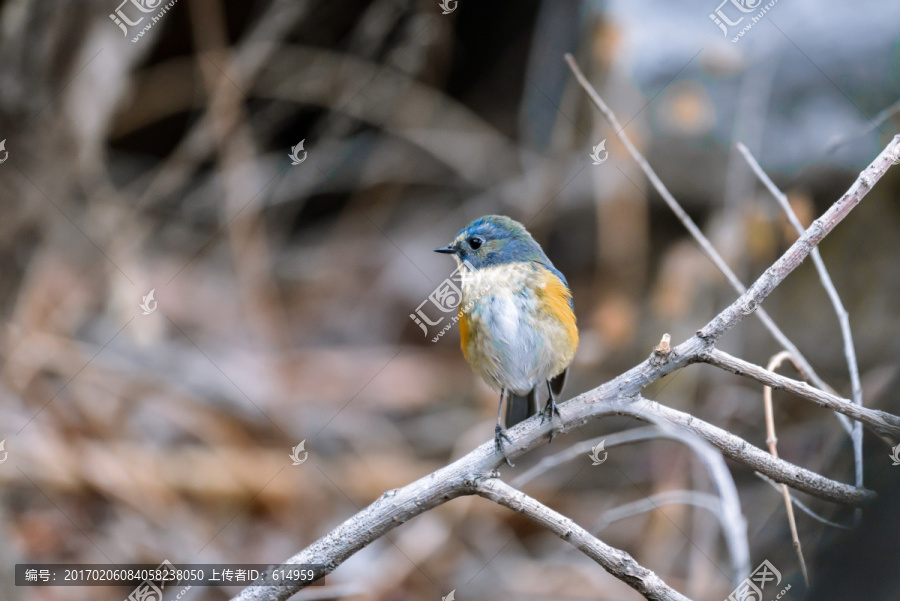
[458,307,470,361]
[535,268,579,355]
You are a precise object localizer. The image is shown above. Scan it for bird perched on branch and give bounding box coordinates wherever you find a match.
[435,215,578,465]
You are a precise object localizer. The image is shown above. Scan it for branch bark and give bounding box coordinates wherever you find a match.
[702,348,900,440]
[624,397,873,506]
[473,478,693,601]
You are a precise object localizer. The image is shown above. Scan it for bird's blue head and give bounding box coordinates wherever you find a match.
[434,215,550,270]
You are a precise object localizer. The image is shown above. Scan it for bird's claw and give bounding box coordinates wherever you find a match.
[540,398,562,441]
[494,424,514,467]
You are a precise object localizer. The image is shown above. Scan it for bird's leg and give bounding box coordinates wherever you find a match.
[495,388,514,467]
[541,379,562,440]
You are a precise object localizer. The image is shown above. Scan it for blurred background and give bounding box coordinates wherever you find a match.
[1,0,899,599]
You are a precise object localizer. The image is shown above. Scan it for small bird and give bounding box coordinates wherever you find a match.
[435,215,578,465]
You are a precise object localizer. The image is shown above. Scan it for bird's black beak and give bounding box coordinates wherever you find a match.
[434,244,456,254]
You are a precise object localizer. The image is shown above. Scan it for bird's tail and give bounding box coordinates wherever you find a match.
[505,388,538,428]
[504,369,570,428]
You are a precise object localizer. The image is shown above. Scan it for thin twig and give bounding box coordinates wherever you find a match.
[513,425,750,585]
[763,351,809,585]
[596,490,721,531]
[651,421,749,585]
[754,473,851,530]
[564,52,855,437]
[473,477,692,601]
[737,141,865,509]
[702,348,900,441]
[512,426,661,487]
[823,97,900,154]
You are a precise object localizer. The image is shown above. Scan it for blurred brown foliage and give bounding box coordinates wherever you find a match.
[1,1,899,600]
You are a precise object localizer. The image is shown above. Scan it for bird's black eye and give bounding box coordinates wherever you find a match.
[467,236,484,250]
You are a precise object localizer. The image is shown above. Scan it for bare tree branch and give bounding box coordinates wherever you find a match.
[823,97,900,154]
[693,133,899,342]
[737,141,864,499]
[230,86,900,601]
[754,473,851,530]
[623,398,872,506]
[513,424,750,585]
[596,490,721,531]
[762,351,809,585]
[473,477,693,601]
[701,348,900,440]
[512,426,662,487]
[230,394,870,601]
[564,52,855,436]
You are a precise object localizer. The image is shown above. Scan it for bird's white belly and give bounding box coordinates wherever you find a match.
[459,264,553,394]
